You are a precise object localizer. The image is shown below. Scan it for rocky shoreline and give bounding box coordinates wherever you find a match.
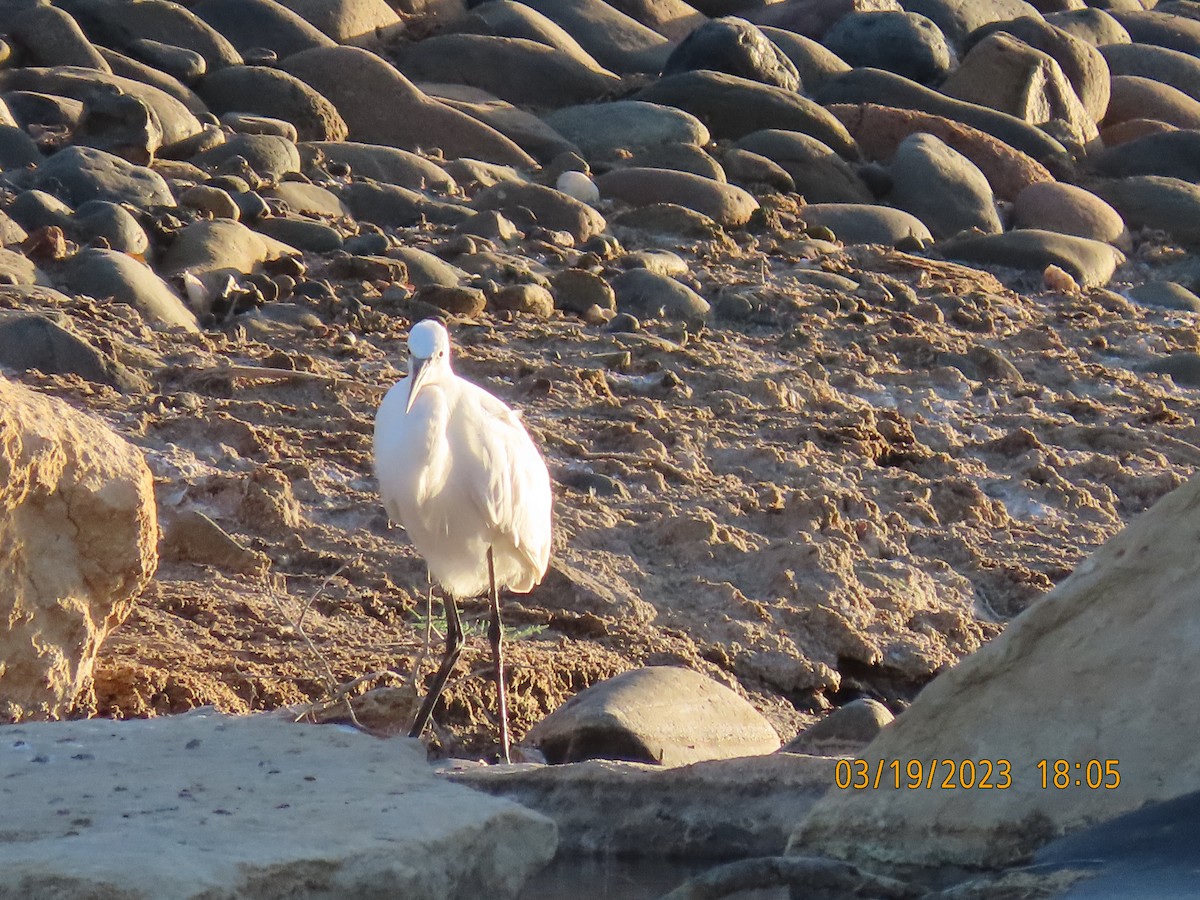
[3,0,1200,895]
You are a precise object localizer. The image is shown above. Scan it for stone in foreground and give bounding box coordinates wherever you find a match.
[0,376,157,721]
[0,713,556,899]
[792,472,1200,870]
[526,665,780,766]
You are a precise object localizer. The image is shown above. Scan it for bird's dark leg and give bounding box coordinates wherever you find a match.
[408,589,464,740]
[487,547,511,764]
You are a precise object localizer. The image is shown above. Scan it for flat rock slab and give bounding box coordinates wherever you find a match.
[448,753,834,858]
[0,712,557,899]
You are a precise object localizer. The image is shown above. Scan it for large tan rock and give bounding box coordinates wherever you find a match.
[0,376,157,721]
[792,472,1200,870]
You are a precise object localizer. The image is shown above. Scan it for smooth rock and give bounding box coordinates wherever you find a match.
[735,129,872,203]
[610,268,710,325]
[191,0,336,58]
[128,38,206,85]
[1109,9,1200,57]
[57,0,241,69]
[614,143,725,182]
[97,47,208,116]
[474,181,605,242]
[542,100,709,161]
[816,67,1072,177]
[719,147,795,192]
[1012,181,1126,245]
[746,0,904,39]
[513,0,673,74]
[159,219,299,302]
[72,199,152,255]
[1100,118,1180,148]
[221,113,298,141]
[17,145,173,208]
[0,210,27,247]
[0,247,43,285]
[0,307,134,389]
[9,4,110,72]
[967,15,1111,125]
[938,229,1123,287]
[887,132,1001,239]
[828,103,1053,201]
[74,86,163,165]
[610,203,728,241]
[801,203,933,248]
[332,180,471,228]
[0,714,556,896]
[1127,281,1200,312]
[1101,43,1200,105]
[0,65,202,146]
[1093,175,1200,247]
[460,0,606,72]
[264,181,351,218]
[396,35,621,110]
[450,753,833,858]
[491,282,555,317]
[943,31,1096,150]
[57,248,198,330]
[1091,130,1200,183]
[192,133,301,180]
[782,698,895,755]
[0,125,41,170]
[552,268,615,314]
[595,168,758,227]
[633,69,857,153]
[794,471,1200,870]
[759,26,850,93]
[898,0,1044,47]
[280,46,535,167]
[303,141,456,194]
[0,375,156,720]
[425,85,580,164]
[414,284,486,316]
[1106,75,1200,130]
[526,667,780,766]
[664,16,801,90]
[253,216,343,253]
[2,90,84,131]
[1137,352,1200,387]
[198,65,348,143]
[272,0,400,43]
[1045,8,1131,46]
[618,249,690,277]
[822,11,952,84]
[389,246,469,288]
[604,0,706,40]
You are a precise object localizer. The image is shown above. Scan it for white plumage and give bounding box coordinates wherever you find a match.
[373,318,552,760]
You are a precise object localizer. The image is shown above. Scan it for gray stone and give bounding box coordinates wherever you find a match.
[9,4,110,72]
[449,754,833,858]
[899,0,1044,48]
[1012,181,1126,245]
[331,181,471,228]
[735,129,872,203]
[887,132,1001,239]
[527,667,779,766]
[611,203,727,241]
[794,471,1200,871]
[389,246,469,288]
[394,35,621,110]
[1106,74,1200,131]
[1092,129,1200,183]
[1108,9,1200,57]
[611,268,710,325]
[128,38,206,85]
[1126,281,1200,313]
[97,47,207,116]
[159,219,300,302]
[1093,175,1200,248]
[783,698,894,754]
[254,216,344,253]
[18,144,173,207]
[220,113,297,141]
[801,203,934,248]
[414,283,487,316]
[460,0,606,71]
[280,46,535,167]
[0,125,41,170]
[512,0,672,74]
[0,713,556,897]
[191,0,336,58]
[303,141,456,194]
[74,86,162,165]
[193,133,302,180]
[552,268,615,314]
[660,857,912,900]
[938,229,1124,287]
[596,168,758,227]
[633,69,857,153]
[272,0,400,43]
[541,100,709,161]
[815,66,1073,177]
[719,147,795,193]
[56,247,198,330]
[491,282,555,317]
[0,374,156,721]
[264,182,351,218]
[56,0,243,69]
[72,199,152,256]
[423,85,581,165]
[1137,352,1200,387]
[1045,8,1130,46]
[0,306,136,389]
[604,0,706,41]
[198,66,346,144]
[1101,43,1200,105]
[474,181,606,242]
[0,210,27,247]
[616,142,725,182]
[2,90,84,131]
[822,11,952,84]
[0,247,45,285]
[760,26,850,94]
[664,16,801,90]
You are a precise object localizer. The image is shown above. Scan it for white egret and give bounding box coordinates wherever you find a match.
[374,318,552,762]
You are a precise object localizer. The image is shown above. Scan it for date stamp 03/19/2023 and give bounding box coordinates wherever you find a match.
[834,758,1122,791]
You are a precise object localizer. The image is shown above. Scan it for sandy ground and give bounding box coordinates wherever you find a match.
[25,209,1200,756]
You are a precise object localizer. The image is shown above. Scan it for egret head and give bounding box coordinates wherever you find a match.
[406,319,451,413]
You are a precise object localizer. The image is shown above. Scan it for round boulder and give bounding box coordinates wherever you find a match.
[822,11,952,84]
[886,132,1001,239]
[664,16,801,90]
[1012,181,1126,245]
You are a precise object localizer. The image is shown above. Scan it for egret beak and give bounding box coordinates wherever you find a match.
[405,356,430,414]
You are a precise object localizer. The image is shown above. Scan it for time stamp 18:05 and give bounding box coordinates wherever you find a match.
[834,759,1122,791]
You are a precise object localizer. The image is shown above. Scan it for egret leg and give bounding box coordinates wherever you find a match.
[487,547,511,764]
[408,590,464,740]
